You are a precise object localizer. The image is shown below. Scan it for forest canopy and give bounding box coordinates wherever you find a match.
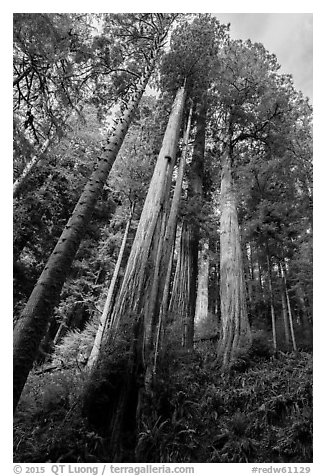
[13,13,312,465]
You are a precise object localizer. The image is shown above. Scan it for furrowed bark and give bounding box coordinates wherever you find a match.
[153,250,173,372]
[106,86,186,340]
[142,209,169,364]
[82,87,186,453]
[217,146,251,368]
[157,104,193,303]
[13,38,163,412]
[195,239,209,323]
[153,106,193,365]
[168,220,196,348]
[168,101,206,349]
[208,237,219,317]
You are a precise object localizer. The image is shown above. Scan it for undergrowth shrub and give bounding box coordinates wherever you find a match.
[136,348,312,463]
[13,368,105,462]
[52,317,98,367]
[249,329,274,359]
[224,330,273,374]
[14,329,312,464]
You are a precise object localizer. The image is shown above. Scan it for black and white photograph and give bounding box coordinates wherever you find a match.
[11,7,314,472]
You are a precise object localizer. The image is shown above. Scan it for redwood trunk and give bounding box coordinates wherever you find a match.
[168,220,196,348]
[217,147,251,368]
[208,237,219,317]
[106,86,186,340]
[166,100,206,349]
[82,86,186,456]
[151,106,193,363]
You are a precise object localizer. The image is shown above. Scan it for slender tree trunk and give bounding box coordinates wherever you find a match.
[279,261,297,351]
[195,238,209,323]
[280,285,290,348]
[257,260,264,297]
[13,137,52,198]
[53,320,67,346]
[248,242,254,279]
[246,243,254,281]
[13,38,164,412]
[217,146,251,368]
[184,222,197,349]
[295,284,311,327]
[183,100,206,348]
[87,203,135,370]
[266,252,277,350]
[168,230,182,320]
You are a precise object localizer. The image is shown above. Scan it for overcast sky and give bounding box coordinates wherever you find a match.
[214,13,313,101]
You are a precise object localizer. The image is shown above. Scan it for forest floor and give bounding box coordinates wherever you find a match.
[13,335,312,463]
